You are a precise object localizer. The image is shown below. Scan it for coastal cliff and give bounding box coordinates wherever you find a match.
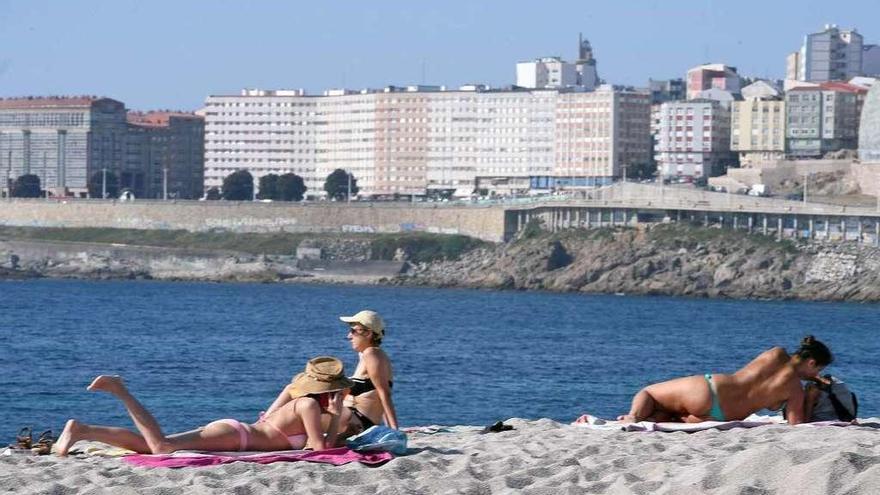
[396,225,880,302]
[2,225,879,302]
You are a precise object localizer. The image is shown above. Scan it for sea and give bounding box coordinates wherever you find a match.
[1,279,877,443]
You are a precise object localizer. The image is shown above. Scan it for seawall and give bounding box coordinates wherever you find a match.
[0,199,509,243]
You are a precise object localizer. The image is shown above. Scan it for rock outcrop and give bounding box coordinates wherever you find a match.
[395,225,880,302]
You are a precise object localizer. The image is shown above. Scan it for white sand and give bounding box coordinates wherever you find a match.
[2,418,879,494]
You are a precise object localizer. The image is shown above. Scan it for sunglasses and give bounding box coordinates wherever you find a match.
[348,325,371,336]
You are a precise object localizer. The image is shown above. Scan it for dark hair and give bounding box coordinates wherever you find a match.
[796,335,833,366]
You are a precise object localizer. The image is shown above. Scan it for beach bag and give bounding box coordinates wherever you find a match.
[346,425,407,455]
[810,376,858,422]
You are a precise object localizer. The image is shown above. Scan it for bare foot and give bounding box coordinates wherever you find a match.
[55,419,81,456]
[87,375,125,395]
[574,414,599,424]
[617,414,638,424]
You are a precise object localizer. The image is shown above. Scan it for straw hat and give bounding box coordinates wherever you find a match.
[287,356,354,398]
[340,310,385,339]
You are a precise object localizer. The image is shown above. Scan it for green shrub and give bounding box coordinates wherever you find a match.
[370,233,485,263]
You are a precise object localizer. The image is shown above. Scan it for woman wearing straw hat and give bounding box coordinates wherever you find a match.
[55,357,354,456]
[337,310,399,434]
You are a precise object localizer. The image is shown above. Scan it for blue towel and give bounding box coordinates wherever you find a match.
[346,425,407,455]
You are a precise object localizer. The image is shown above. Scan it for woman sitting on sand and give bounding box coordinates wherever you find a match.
[250,310,398,436]
[338,310,398,433]
[578,336,833,426]
[56,356,354,456]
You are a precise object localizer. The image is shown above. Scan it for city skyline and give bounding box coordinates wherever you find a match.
[1,1,879,110]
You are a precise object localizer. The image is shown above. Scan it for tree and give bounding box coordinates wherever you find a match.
[324,169,358,201]
[12,174,41,198]
[257,174,280,200]
[278,173,307,201]
[204,187,221,200]
[88,170,119,199]
[222,170,254,201]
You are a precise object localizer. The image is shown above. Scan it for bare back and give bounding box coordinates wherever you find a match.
[713,347,804,420]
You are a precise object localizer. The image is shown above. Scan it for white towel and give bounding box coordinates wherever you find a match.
[573,414,856,432]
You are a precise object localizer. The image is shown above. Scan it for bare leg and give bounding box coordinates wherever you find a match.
[56,419,150,456]
[618,388,655,423]
[86,375,243,454]
[87,375,174,453]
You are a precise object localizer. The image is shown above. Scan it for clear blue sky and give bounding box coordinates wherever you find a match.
[1,0,877,111]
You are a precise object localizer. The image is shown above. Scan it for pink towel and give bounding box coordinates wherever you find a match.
[123,447,392,468]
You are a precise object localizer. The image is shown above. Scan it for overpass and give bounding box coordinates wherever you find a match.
[503,182,880,244]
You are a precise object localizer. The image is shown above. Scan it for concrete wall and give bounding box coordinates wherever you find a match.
[727,159,854,189]
[851,162,880,196]
[0,200,509,242]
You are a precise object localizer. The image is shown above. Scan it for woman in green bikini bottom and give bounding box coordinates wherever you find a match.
[580,336,832,425]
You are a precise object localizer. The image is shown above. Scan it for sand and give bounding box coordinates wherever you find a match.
[2,418,879,494]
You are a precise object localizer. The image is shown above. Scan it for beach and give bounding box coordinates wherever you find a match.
[2,418,879,494]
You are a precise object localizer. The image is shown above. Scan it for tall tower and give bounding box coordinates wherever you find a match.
[575,33,599,90]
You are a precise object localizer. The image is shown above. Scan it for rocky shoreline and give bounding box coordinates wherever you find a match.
[396,225,880,302]
[2,225,879,302]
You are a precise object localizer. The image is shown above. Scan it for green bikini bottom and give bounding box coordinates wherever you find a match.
[704,374,727,421]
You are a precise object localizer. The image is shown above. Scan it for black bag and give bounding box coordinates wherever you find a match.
[811,375,858,422]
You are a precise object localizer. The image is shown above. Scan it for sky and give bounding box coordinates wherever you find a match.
[1,0,878,111]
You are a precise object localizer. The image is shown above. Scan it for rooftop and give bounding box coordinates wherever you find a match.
[127,111,202,127]
[0,96,117,110]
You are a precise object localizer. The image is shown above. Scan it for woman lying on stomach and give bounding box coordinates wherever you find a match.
[56,356,353,456]
[578,335,833,425]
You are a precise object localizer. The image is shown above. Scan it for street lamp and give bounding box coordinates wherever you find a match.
[6,149,11,201]
[102,167,107,199]
[803,172,808,205]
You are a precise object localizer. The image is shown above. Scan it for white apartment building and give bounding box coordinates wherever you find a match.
[203,85,651,197]
[515,35,600,91]
[203,89,319,194]
[655,100,733,179]
[516,58,579,89]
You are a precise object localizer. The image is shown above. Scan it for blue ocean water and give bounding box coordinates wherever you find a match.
[0,279,877,444]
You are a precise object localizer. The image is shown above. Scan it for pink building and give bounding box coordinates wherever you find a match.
[686,64,741,100]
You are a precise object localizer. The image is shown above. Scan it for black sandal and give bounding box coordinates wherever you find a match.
[482,421,515,433]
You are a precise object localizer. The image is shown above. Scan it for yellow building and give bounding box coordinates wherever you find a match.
[730,98,786,166]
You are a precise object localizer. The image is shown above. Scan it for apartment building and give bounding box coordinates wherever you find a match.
[515,34,599,91]
[0,97,127,197]
[686,64,741,100]
[789,25,864,83]
[203,85,651,197]
[126,112,205,199]
[654,100,733,179]
[786,82,866,158]
[203,89,318,195]
[731,82,786,166]
[731,99,786,166]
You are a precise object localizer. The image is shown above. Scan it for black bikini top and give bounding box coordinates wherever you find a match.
[349,377,393,396]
